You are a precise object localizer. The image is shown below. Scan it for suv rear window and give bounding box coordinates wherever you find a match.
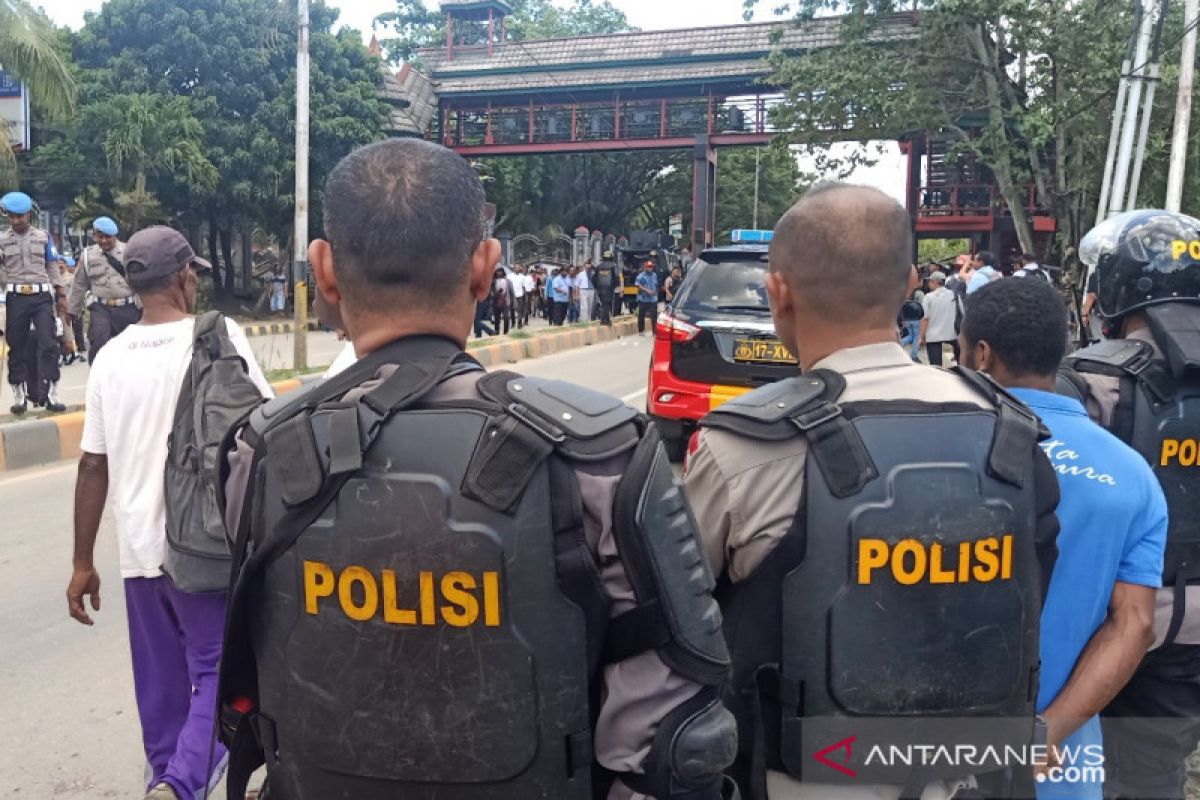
[674,259,771,315]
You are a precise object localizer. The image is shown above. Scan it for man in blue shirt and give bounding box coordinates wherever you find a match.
[549,267,571,326]
[959,278,1166,799]
[635,259,659,335]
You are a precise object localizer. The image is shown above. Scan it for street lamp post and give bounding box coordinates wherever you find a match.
[293,0,310,371]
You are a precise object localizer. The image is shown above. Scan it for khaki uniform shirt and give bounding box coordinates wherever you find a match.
[685,342,1010,800]
[0,226,62,289]
[222,363,707,800]
[1076,328,1200,647]
[68,242,133,316]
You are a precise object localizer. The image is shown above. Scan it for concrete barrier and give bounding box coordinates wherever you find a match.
[0,320,639,472]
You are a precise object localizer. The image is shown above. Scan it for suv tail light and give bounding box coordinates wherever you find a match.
[656,311,700,343]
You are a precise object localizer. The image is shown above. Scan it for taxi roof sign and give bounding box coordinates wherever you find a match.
[731,229,773,243]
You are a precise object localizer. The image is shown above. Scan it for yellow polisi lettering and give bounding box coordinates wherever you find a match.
[855,535,1015,585]
[1159,438,1200,466]
[304,560,335,615]
[302,560,503,627]
[1173,240,1200,260]
[338,566,378,621]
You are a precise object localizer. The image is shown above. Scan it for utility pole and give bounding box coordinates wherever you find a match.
[1127,1,1168,209]
[292,0,310,371]
[1167,0,1198,211]
[752,147,761,230]
[1108,0,1156,218]
[1097,1,1140,223]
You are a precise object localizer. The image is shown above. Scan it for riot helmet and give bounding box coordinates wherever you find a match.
[1081,209,1200,320]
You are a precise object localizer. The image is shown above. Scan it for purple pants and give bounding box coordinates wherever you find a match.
[124,577,228,800]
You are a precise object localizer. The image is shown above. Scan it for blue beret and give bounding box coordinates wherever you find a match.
[1,192,33,215]
[62,256,76,268]
[93,216,119,236]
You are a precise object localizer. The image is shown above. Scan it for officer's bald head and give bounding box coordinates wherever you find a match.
[769,183,912,325]
[323,138,487,313]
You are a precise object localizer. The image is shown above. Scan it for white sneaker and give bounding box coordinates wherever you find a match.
[10,382,27,415]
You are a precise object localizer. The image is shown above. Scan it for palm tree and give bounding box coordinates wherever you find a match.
[0,0,76,183]
[93,94,218,231]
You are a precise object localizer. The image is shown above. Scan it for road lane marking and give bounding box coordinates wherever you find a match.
[621,389,647,403]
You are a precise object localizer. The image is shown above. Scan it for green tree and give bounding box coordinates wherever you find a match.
[0,1,76,183]
[87,93,218,230]
[35,0,386,291]
[757,0,1136,265]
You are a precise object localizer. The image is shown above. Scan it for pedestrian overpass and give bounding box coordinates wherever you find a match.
[378,1,1055,255]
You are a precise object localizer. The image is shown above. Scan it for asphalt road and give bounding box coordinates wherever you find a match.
[0,335,650,799]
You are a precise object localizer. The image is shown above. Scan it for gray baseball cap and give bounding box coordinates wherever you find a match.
[928,271,947,282]
[124,226,212,285]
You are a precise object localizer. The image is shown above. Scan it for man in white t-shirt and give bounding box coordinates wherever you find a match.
[919,270,961,367]
[66,226,273,800]
[575,260,594,324]
[518,265,536,326]
[508,263,527,329]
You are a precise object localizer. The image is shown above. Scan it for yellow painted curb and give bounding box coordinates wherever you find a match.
[272,379,304,396]
[0,429,6,472]
[523,338,543,359]
[52,413,87,460]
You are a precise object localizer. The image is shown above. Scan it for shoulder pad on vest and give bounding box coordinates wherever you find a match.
[506,375,639,440]
[699,374,837,441]
[244,381,322,446]
[1066,339,1155,374]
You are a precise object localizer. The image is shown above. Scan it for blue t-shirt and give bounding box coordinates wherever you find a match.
[635,270,658,302]
[550,275,571,303]
[1008,388,1166,799]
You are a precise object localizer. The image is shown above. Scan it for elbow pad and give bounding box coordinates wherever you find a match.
[623,688,739,800]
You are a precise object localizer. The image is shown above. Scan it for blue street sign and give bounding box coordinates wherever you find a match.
[731,229,774,243]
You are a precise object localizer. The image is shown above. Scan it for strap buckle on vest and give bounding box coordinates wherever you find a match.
[791,401,842,431]
[506,401,568,444]
[1123,348,1154,376]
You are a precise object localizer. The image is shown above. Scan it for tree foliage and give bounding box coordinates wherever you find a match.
[0,1,76,184]
[757,0,1169,271]
[24,0,387,291]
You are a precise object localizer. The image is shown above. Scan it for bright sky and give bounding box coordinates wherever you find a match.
[37,0,904,201]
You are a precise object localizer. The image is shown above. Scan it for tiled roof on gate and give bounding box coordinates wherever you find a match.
[382,63,439,136]
[431,60,775,96]
[418,14,919,78]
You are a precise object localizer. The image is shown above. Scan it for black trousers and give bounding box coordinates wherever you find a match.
[6,292,59,396]
[596,293,614,326]
[926,340,960,367]
[1101,642,1200,799]
[637,301,658,334]
[551,301,570,326]
[87,302,142,364]
[492,304,511,335]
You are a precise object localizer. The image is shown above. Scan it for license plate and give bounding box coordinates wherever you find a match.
[733,338,797,364]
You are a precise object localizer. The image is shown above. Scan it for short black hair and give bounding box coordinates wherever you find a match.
[769,182,912,324]
[976,250,997,267]
[323,138,486,312]
[961,277,1067,378]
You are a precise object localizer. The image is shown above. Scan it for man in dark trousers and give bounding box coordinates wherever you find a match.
[635,259,659,335]
[68,216,140,364]
[1,191,67,414]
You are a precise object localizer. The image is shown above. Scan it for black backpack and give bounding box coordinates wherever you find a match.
[163,311,267,592]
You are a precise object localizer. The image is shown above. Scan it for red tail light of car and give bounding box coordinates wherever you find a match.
[655,311,701,343]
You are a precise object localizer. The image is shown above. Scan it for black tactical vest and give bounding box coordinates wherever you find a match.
[217,336,646,800]
[700,368,1048,794]
[594,261,618,295]
[1060,305,1200,637]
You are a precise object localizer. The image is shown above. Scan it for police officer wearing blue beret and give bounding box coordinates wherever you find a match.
[1,191,68,414]
[67,216,140,363]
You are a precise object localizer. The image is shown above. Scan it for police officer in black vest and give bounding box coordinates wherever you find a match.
[594,251,621,327]
[685,184,1061,799]
[1,191,67,414]
[216,138,738,800]
[1057,210,1200,800]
